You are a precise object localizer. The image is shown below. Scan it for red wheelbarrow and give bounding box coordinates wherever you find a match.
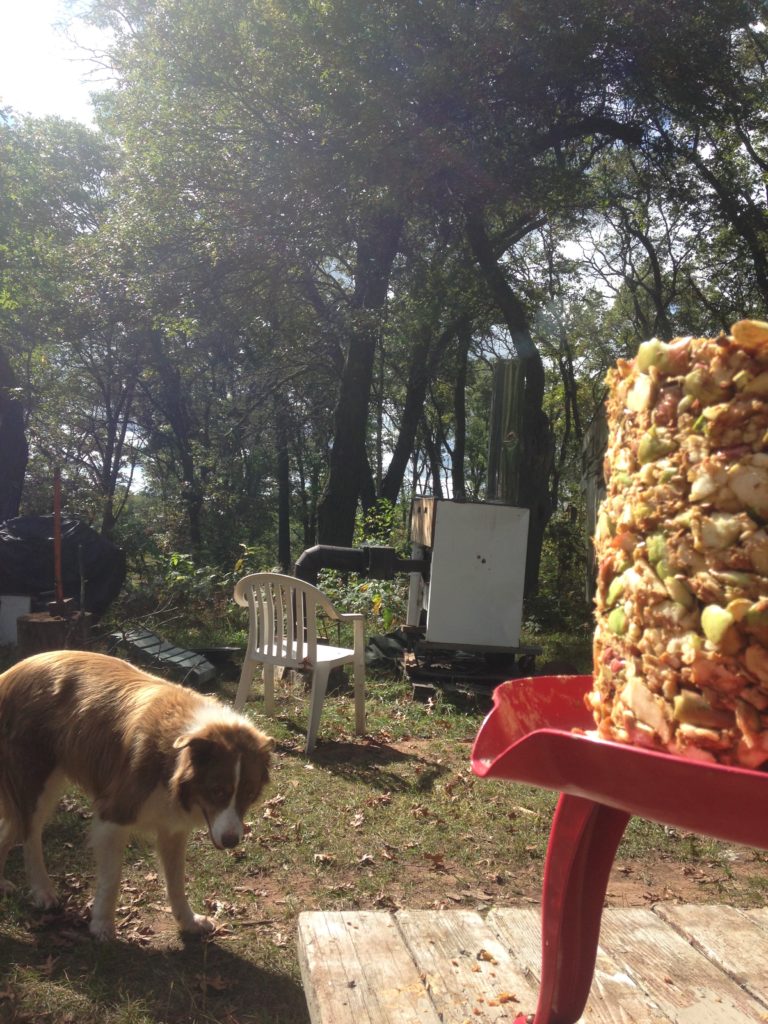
[471,675,768,1024]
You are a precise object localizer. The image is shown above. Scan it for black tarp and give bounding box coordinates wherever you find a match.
[0,515,126,618]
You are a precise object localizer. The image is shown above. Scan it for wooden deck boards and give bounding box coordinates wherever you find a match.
[298,904,768,1024]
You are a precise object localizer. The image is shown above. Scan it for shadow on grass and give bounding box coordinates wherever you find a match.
[1,911,310,1024]
[275,734,452,794]
[1,814,308,1023]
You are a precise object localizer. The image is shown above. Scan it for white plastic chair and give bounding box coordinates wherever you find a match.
[233,572,366,754]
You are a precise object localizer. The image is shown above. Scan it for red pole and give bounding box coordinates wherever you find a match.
[53,467,64,611]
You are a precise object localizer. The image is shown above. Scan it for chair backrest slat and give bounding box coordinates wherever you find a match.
[282,581,295,661]
[272,581,281,658]
[236,572,322,668]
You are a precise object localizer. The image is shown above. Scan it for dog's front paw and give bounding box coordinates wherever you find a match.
[89,917,117,941]
[181,913,216,935]
[29,885,59,910]
[0,877,17,897]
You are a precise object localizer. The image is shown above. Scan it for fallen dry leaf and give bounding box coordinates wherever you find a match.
[489,992,518,1005]
[424,852,448,872]
[462,889,492,902]
[366,792,392,807]
[373,892,399,909]
[196,973,232,993]
[511,805,539,818]
[38,955,59,977]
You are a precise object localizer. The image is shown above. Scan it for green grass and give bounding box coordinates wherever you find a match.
[519,628,593,673]
[1,668,767,1023]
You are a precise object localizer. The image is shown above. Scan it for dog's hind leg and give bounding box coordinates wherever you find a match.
[156,828,215,934]
[89,817,128,940]
[23,768,67,909]
[0,816,20,896]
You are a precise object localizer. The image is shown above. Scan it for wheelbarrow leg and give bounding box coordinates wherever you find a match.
[527,794,631,1024]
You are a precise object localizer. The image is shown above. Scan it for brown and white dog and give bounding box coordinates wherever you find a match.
[0,650,274,939]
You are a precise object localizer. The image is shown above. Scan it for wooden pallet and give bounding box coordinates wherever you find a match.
[298,904,768,1024]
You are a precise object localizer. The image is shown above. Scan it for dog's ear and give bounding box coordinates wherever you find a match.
[240,727,275,757]
[173,734,216,760]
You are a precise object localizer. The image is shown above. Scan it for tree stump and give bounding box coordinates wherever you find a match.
[16,612,92,659]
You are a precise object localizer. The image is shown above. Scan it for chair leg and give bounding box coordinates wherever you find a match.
[234,657,257,712]
[305,664,331,756]
[352,656,366,736]
[263,663,275,717]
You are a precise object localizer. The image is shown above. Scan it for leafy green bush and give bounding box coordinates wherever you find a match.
[317,570,409,636]
[355,497,410,553]
[103,544,267,649]
[524,508,593,633]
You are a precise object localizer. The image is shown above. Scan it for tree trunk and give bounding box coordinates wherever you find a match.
[276,402,291,571]
[0,348,27,523]
[464,206,554,596]
[379,324,432,505]
[101,497,117,539]
[316,207,403,545]
[379,315,471,506]
[451,322,473,500]
[687,148,768,307]
[422,419,445,498]
[145,330,204,554]
[98,377,136,539]
[0,395,28,524]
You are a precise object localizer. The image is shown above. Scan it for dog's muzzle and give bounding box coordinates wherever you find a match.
[203,807,244,850]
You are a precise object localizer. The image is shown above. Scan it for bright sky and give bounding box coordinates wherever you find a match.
[0,1,113,125]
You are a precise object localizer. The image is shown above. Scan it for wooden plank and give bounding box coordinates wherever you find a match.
[746,908,768,931]
[489,906,671,1024]
[652,904,768,1011]
[394,908,539,1023]
[297,910,441,1024]
[410,497,436,547]
[299,907,768,1024]
[600,907,766,1023]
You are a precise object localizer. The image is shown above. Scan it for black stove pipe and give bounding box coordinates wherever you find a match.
[294,544,426,585]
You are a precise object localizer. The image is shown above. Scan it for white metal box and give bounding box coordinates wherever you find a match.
[424,501,529,649]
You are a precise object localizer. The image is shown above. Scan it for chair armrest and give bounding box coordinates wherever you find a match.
[337,612,365,623]
[338,612,365,653]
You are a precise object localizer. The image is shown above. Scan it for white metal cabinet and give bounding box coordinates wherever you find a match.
[423,501,529,649]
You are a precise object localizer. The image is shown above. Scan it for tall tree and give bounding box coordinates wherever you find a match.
[83,0,761,578]
[0,110,113,522]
